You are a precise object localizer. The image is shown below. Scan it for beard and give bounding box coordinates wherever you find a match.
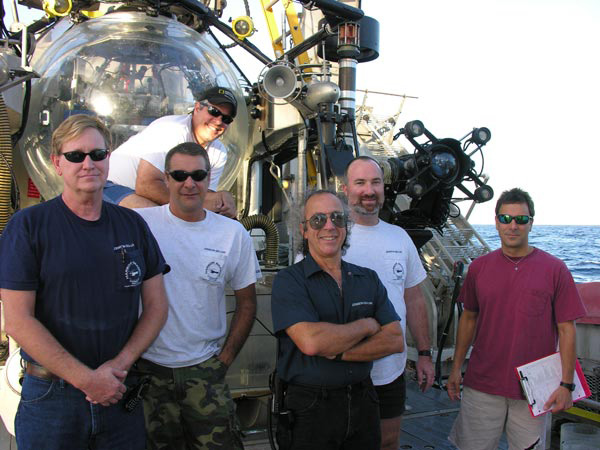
[351,196,382,216]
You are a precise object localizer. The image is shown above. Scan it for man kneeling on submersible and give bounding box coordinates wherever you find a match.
[271,190,404,450]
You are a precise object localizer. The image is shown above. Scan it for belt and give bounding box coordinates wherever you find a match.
[288,378,371,393]
[25,363,60,381]
[136,358,174,377]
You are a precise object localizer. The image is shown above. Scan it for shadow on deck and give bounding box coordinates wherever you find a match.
[244,379,511,450]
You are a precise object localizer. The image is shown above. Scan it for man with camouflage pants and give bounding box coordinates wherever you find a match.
[134,142,261,449]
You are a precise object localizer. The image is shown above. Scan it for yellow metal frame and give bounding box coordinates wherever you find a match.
[565,406,600,423]
[260,0,310,66]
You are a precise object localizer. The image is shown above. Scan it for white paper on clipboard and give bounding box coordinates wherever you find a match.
[516,352,590,417]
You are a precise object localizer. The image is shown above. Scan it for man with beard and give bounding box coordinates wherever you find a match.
[104,86,237,217]
[341,156,435,450]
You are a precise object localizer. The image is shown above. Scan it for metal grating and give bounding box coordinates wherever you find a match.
[585,369,600,403]
[577,366,600,414]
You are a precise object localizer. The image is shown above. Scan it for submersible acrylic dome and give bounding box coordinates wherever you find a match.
[21,12,248,199]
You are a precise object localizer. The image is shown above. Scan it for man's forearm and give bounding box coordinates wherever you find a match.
[341,321,404,362]
[558,321,577,384]
[450,311,478,371]
[405,284,431,351]
[286,318,380,357]
[2,289,94,388]
[112,274,168,371]
[135,178,170,205]
[218,284,257,366]
[7,313,94,388]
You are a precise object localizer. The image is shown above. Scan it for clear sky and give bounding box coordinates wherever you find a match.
[5,0,600,225]
[355,0,600,225]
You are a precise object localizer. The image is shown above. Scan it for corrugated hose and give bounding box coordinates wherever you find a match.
[0,94,14,234]
[239,214,279,268]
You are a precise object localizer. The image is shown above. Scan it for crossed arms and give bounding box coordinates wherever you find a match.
[285,318,404,362]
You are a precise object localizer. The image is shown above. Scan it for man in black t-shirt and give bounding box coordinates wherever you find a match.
[0,115,168,450]
[271,190,404,450]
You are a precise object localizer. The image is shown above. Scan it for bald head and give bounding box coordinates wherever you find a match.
[342,157,385,226]
[344,156,383,184]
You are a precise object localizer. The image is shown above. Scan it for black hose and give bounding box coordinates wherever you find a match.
[239,214,279,267]
[12,79,31,144]
[206,27,251,87]
[240,131,279,219]
[267,401,277,450]
[435,261,464,387]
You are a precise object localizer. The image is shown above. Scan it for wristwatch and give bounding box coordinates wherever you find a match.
[418,349,432,357]
[559,381,576,392]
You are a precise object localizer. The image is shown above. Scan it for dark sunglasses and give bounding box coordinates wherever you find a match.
[61,149,109,163]
[497,214,532,225]
[201,102,234,125]
[303,211,347,230]
[167,169,209,183]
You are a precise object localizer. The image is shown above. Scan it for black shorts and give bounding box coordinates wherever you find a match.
[374,373,406,419]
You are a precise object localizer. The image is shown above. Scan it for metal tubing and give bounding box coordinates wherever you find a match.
[338,58,357,112]
[281,26,333,63]
[178,0,272,65]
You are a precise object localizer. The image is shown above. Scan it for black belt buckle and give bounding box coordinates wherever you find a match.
[123,376,151,413]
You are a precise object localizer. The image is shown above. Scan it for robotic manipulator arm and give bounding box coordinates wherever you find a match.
[378,120,494,248]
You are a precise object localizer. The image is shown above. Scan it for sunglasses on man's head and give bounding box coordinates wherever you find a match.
[61,149,109,163]
[497,214,532,225]
[167,169,209,183]
[303,211,347,230]
[201,102,234,125]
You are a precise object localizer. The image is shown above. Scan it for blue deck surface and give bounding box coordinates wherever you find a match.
[399,379,509,449]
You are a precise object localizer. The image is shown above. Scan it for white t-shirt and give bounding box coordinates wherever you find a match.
[108,114,227,192]
[135,205,261,367]
[343,220,427,385]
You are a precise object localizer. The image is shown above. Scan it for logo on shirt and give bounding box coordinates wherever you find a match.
[392,262,404,280]
[352,301,373,307]
[206,261,222,280]
[125,261,142,286]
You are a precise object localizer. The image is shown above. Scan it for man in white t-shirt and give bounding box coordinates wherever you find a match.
[342,156,435,450]
[105,86,238,217]
[134,142,261,449]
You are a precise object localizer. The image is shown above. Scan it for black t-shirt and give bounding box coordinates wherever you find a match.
[271,253,399,387]
[0,196,166,368]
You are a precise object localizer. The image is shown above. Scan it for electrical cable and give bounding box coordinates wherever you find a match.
[435,261,464,388]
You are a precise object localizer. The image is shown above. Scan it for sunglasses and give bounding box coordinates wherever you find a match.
[497,214,532,225]
[303,211,347,230]
[167,169,209,183]
[61,149,109,163]
[201,102,234,125]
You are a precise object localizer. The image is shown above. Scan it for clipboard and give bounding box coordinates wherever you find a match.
[515,352,591,417]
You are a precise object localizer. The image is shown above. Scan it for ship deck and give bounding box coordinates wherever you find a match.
[243,379,511,450]
[1,376,586,450]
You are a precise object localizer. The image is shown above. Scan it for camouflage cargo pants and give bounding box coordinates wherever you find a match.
[134,356,243,450]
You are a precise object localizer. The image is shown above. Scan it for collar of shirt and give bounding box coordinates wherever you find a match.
[300,252,370,280]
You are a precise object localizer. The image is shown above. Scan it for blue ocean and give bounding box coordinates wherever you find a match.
[473,225,600,283]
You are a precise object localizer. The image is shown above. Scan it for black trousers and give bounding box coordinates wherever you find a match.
[277,379,381,450]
